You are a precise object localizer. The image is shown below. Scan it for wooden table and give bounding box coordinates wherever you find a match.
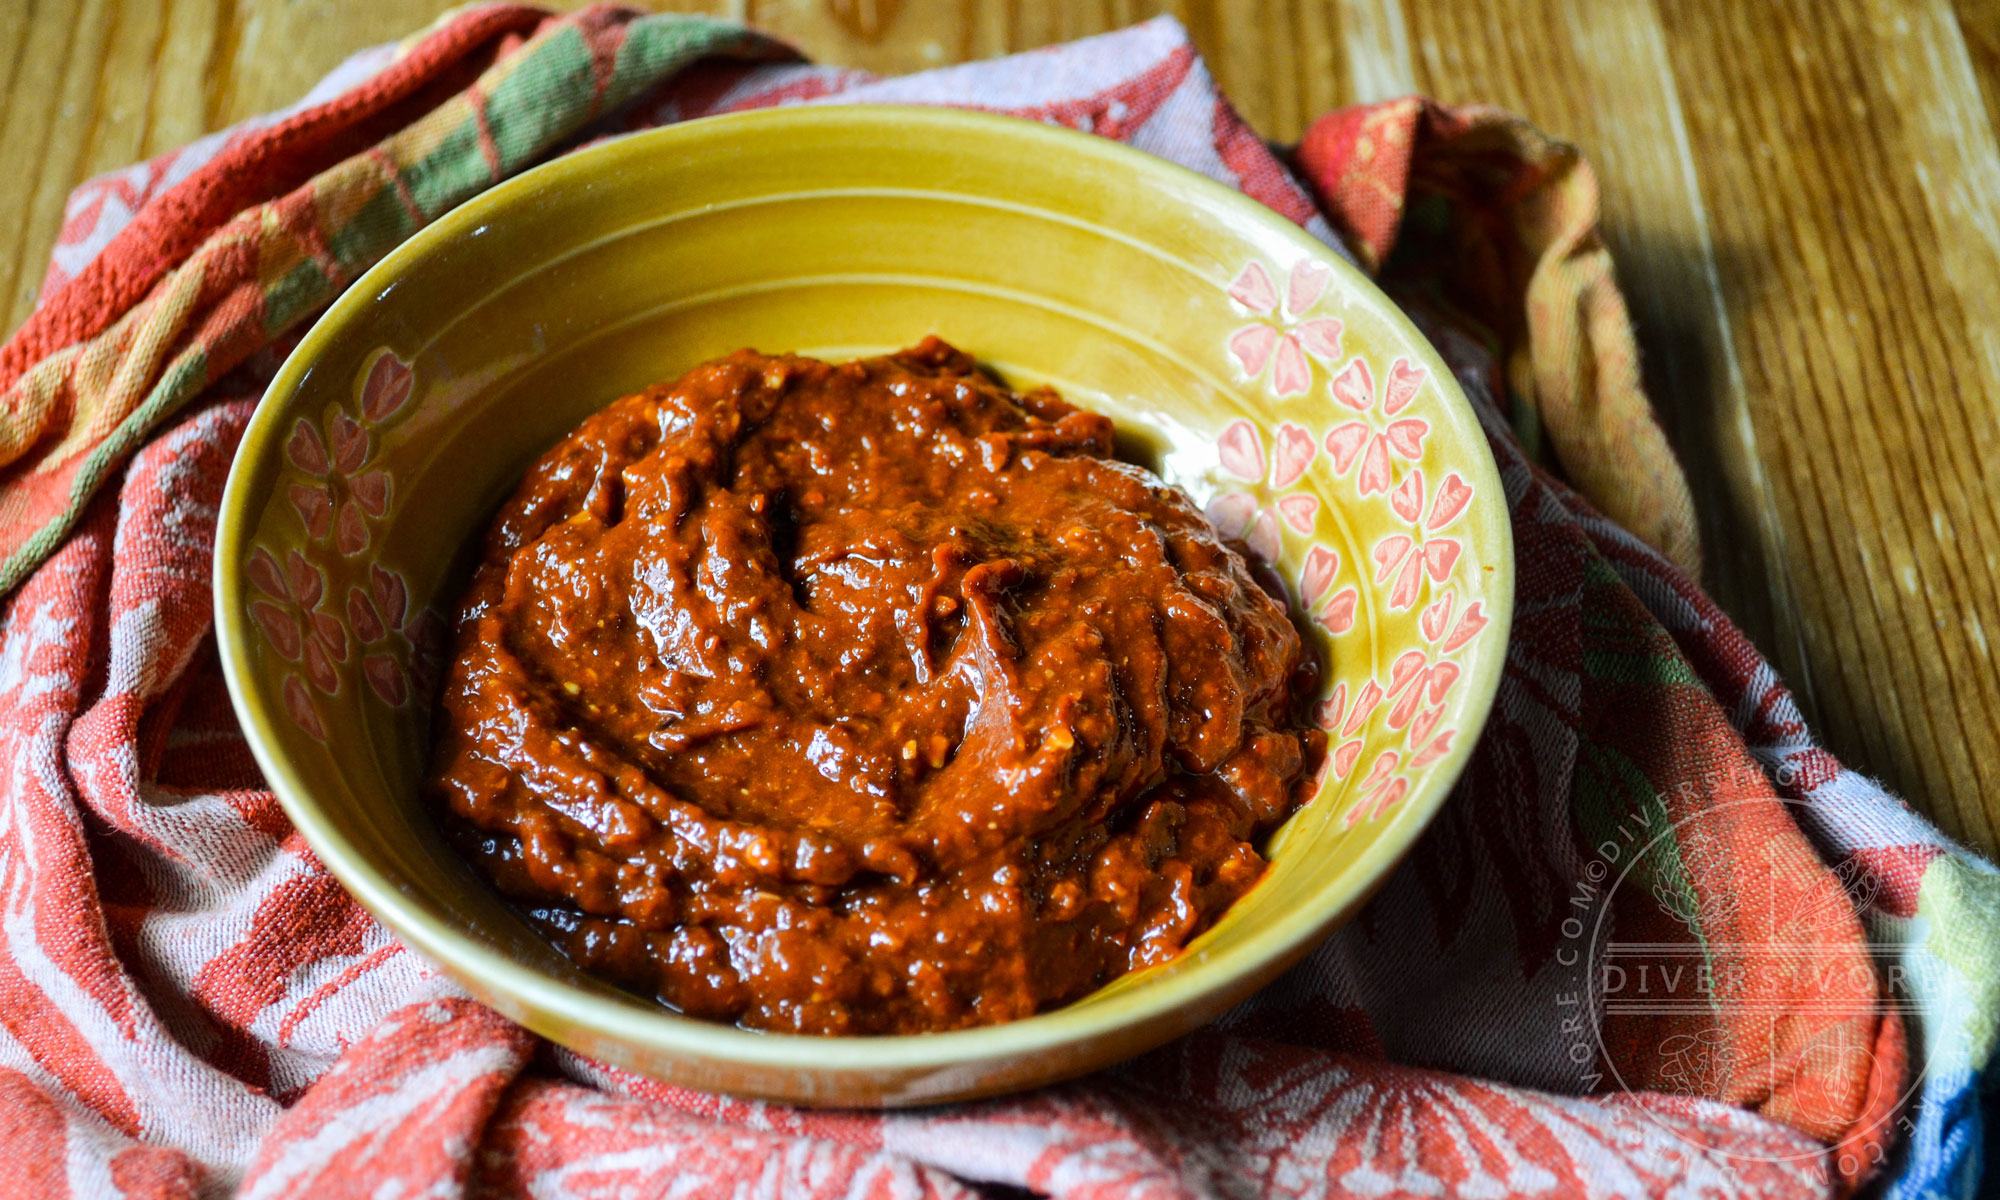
[5,0,1997,854]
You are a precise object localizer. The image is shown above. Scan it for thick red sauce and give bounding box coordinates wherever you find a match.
[429,339,1324,1034]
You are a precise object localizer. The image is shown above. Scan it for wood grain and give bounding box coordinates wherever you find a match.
[3,0,1997,852]
[1655,0,2000,849]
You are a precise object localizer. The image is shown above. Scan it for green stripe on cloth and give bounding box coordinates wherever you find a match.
[327,186,423,275]
[484,26,603,172]
[1581,559,1703,688]
[406,125,497,220]
[264,260,333,337]
[0,347,211,592]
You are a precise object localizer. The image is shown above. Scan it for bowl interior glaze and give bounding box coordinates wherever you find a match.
[215,106,1512,1106]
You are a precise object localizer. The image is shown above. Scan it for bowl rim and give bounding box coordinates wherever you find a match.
[214,103,1515,1079]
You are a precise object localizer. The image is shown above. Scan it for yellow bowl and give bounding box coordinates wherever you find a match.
[215,105,1512,1106]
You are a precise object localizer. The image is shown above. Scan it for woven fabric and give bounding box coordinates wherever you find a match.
[0,6,1992,1198]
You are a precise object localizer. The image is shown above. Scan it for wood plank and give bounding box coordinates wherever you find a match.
[1178,0,1350,137]
[0,0,117,333]
[1650,0,2000,849]
[1953,0,2000,134]
[1387,0,1817,718]
[1335,0,1414,103]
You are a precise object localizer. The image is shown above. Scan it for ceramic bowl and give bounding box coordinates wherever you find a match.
[215,105,1512,1106]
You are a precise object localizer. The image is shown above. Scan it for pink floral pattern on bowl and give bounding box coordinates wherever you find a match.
[250,349,441,742]
[1325,356,1429,497]
[345,564,450,709]
[1372,468,1472,610]
[1215,257,1501,829]
[285,351,413,557]
[1225,261,1345,397]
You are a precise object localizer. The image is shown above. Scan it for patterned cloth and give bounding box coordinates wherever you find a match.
[0,6,1992,1198]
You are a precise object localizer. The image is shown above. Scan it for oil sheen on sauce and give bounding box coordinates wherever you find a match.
[428,338,1326,1035]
